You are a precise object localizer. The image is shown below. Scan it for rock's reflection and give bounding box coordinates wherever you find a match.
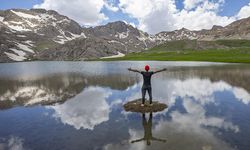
[0,73,137,109]
[131,113,166,145]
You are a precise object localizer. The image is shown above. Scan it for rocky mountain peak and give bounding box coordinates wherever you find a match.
[106,21,128,29]
[211,25,223,30]
[0,8,88,62]
[179,27,189,31]
[227,16,250,28]
[85,21,141,38]
[1,8,84,40]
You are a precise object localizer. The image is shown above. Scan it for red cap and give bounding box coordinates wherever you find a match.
[145,65,150,71]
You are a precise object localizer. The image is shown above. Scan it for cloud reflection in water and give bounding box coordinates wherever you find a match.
[48,87,112,130]
[0,136,26,150]
[105,77,248,149]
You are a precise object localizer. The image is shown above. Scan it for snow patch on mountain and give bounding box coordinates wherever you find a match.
[10,48,26,57]
[0,16,4,22]
[11,10,40,19]
[115,30,130,39]
[100,52,125,59]
[4,52,27,61]
[16,35,27,38]
[9,21,23,25]
[24,40,35,46]
[71,32,87,39]
[4,22,32,32]
[54,32,86,44]
[16,43,34,53]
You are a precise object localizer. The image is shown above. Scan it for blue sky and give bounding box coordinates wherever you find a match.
[1,0,250,34]
[218,0,250,16]
[1,0,249,16]
[0,0,42,10]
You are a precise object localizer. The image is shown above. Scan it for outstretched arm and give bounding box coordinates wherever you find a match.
[128,68,141,73]
[152,137,167,142]
[153,68,167,74]
[131,138,145,143]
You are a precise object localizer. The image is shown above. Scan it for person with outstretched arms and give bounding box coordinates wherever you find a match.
[128,65,167,106]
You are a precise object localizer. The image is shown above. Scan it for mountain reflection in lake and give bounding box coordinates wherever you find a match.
[0,61,250,150]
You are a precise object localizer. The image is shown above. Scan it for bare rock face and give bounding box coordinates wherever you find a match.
[84,21,156,53]
[37,37,124,60]
[37,21,158,61]
[0,8,85,62]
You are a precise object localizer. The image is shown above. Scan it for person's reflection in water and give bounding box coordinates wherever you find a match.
[131,112,166,145]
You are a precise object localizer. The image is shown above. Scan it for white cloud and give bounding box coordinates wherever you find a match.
[49,87,111,130]
[34,0,108,25]
[237,3,250,19]
[184,0,225,10]
[104,0,119,12]
[118,0,238,34]
[33,0,250,33]
[183,0,204,10]
[174,8,235,31]
[119,0,178,33]
[138,0,178,33]
[119,0,154,18]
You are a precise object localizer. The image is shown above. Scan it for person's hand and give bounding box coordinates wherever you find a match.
[128,68,132,71]
[163,68,167,71]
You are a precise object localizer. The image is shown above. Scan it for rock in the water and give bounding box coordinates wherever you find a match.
[123,99,167,113]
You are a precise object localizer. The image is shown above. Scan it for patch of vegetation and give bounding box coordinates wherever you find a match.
[34,40,58,51]
[215,39,250,47]
[150,40,197,51]
[103,40,250,63]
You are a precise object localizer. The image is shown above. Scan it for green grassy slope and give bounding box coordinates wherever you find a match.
[103,40,250,63]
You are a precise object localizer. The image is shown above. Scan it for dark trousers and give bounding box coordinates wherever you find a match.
[141,86,152,104]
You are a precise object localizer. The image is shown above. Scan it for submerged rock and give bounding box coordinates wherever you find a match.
[123,99,167,113]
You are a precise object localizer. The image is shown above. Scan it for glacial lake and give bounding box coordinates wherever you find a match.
[0,61,250,150]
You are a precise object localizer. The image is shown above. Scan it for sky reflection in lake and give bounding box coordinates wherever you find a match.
[0,61,249,150]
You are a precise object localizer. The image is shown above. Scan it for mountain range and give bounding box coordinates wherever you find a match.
[0,9,250,62]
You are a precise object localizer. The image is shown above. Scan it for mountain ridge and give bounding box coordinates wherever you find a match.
[0,8,250,62]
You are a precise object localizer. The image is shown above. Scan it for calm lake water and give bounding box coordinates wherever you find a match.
[0,61,250,150]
